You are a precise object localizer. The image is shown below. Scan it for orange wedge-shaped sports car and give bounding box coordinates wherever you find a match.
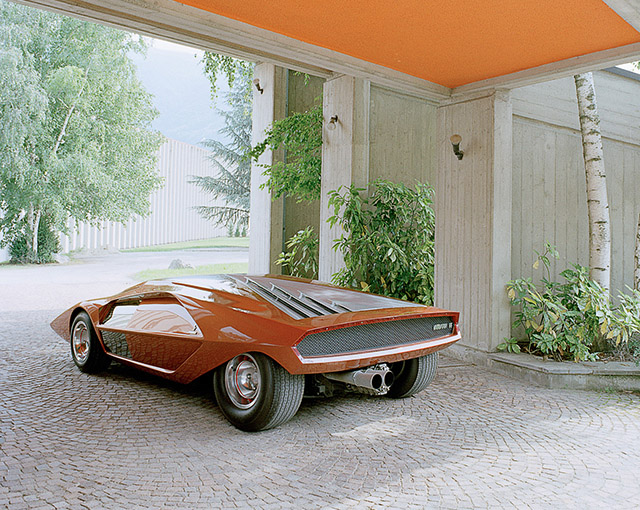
[51,274,460,431]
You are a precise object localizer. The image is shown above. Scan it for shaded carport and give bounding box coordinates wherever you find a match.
[14,0,640,354]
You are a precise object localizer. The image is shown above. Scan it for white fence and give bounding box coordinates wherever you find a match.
[58,138,227,253]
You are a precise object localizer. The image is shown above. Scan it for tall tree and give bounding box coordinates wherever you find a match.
[574,72,611,291]
[191,70,252,233]
[191,56,253,234]
[635,214,640,291]
[0,1,163,262]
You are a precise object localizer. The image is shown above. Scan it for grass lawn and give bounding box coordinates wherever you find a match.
[133,262,248,281]
[123,237,249,253]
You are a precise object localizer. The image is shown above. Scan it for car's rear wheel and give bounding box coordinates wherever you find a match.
[386,352,438,398]
[70,311,111,373]
[213,353,304,432]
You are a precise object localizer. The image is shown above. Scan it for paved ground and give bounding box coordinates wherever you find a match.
[0,248,248,312]
[1,252,640,509]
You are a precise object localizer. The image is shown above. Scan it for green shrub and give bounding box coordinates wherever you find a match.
[328,179,435,305]
[503,243,640,361]
[276,226,318,279]
[9,215,60,264]
[248,103,323,203]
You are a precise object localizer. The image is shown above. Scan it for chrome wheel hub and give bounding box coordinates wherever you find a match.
[224,354,261,409]
[72,322,90,364]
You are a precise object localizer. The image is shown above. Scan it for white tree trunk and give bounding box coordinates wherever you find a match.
[635,212,640,291]
[25,205,41,262]
[32,209,41,260]
[574,72,611,292]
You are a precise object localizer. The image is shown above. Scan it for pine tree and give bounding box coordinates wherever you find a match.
[191,67,252,234]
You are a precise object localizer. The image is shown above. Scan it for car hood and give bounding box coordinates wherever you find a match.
[168,274,419,320]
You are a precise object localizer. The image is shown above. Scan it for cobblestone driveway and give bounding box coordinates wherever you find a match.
[2,253,640,509]
[2,310,640,509]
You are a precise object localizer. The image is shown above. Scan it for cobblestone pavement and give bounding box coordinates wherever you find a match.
[2,310,640,510]
[2,256,640,509]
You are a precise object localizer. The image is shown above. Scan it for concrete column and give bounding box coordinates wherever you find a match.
[435,90,512,352]
[248,63,287,274]
[319,75,369,282]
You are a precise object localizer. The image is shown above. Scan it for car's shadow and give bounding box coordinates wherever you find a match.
[98,358,381,425]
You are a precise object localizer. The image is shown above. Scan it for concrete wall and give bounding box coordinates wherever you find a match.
[59,138,227,253]
[435,91,513,352]
[283,72,323,248]
[369,85,437,186]
[277,72,438,280]
[511,69,640,296]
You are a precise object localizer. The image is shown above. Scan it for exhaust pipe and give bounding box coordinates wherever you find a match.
[324,364,394,395]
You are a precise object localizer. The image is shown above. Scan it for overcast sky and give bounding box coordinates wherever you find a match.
[130,38,231,147]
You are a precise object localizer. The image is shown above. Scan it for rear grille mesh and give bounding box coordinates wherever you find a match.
[296,316,454,357]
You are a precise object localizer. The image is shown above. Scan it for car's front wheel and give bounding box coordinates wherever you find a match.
[386,352,438,398]
[213,353,305,432]
[70,311,111,373]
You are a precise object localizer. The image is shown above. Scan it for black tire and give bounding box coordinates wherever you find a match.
[213,353,305,432]
[387,352,438,398]
[70,311,111,373]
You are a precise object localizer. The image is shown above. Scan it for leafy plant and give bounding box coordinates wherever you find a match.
[496,337,521,354]
[506,244,640,361]
[201,53,253,101]
[276,226,318,279]
[328,180,435,305]
[248,103,323,202]
[8,214,59,264]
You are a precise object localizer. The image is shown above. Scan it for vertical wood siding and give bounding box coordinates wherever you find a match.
[369,85,437,187]
[59,138,228,253]
[436,93,512,351]
[512,116,640,296]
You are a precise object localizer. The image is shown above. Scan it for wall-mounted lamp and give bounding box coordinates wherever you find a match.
[327,115,339,131]
[253,78,264,94]
[450,134,464,160]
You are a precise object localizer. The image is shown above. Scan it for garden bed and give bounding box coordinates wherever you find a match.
[489,352,640,391]
[446,344,640,392]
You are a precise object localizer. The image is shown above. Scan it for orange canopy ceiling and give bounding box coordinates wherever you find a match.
[176,0,640,88]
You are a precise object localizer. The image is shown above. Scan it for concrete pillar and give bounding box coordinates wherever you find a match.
[248,63,287,274]
[435,90,512,352]
[319,75,370,282]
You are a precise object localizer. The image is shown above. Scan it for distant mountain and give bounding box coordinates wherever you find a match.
[130,40,230,146]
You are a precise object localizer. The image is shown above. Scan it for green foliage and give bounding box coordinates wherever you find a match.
[496,337,521,354]
[0,1,163,262]
[506,243,640,361]
[8,214,59,263]
[276,226,319,279]
[191,67,252,232]
[253,95,434,303]
[328,180,435,305]
[201,53,253,101]
[249,103,323,202]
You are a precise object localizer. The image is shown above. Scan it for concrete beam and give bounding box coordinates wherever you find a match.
[602,1,640,32]
[452,42,640,97]
[14,0,450,101]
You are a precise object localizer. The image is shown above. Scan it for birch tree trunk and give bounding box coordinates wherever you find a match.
[25,205,41,263]
[574,72,611,292]
[635,213,640,291]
